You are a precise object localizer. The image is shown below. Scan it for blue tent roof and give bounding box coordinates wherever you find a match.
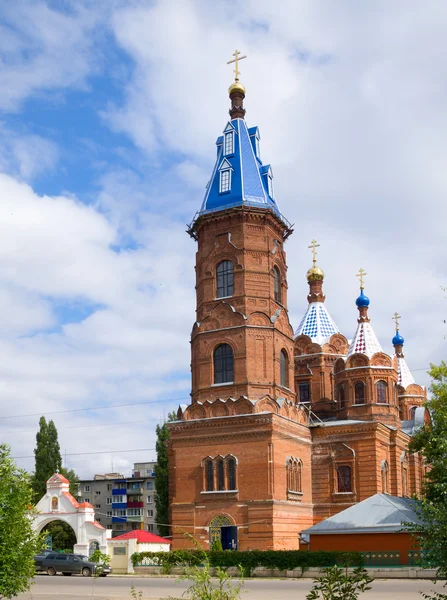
[194,118,287,223]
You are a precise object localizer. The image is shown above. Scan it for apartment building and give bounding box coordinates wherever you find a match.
[79,462,157,537]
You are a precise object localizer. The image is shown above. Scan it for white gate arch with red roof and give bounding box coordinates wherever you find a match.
[34,473,108,555]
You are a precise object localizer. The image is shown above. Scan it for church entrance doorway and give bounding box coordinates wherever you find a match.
[209,515,238,550]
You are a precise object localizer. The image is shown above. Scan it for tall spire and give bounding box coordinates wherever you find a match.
[347,270,382,358]
[227,49,247,119]
[295,240,340,344]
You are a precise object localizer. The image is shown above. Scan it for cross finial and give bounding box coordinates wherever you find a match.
[227,49,247,82]
[356,268,367,289]
[308,239,320,266]
[393,312,401,330]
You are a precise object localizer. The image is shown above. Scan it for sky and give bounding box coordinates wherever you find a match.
[0,0,445,480]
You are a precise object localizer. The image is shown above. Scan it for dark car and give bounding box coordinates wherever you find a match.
[39,553,111,577]
[34,549,53,571]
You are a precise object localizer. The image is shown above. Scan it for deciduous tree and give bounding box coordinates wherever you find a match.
[0,444,42,599]
[155,411,176,537]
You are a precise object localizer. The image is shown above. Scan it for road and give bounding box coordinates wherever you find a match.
[15,574,447,600]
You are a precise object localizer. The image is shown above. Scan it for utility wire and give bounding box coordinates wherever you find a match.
[13,447,156,460]
[0,397,188,421]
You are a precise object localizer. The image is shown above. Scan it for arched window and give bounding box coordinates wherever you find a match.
[338,385,345,408]
[205,460,214,491]
[337,466,352,493]
[287,458,302,494]
[377,381,387,404]
[214,344,234,384]
[273,266,281,303]
[299,382,310,403]
[217,459,225,491]
[381,461,389,494]
[51,496,58,511]
[280,350,289,388]
[216,260,234,298]
[228,457,236,490]
[409,406,417,419]
[354,382,365,405]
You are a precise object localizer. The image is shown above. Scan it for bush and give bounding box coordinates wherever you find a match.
[131,549,364,576]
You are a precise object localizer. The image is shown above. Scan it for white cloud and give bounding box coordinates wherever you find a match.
[0,125,59,179]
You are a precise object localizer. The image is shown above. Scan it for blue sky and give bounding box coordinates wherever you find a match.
[0,0,446,477]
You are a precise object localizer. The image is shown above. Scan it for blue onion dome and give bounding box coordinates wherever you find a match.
[392,331,405,346]
[356,289,370,308]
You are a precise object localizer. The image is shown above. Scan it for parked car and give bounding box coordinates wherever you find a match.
[38,553,111,577]
[34,549,53,571]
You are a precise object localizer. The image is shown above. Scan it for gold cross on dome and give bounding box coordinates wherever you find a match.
[227,49,247,82]
[393,312,401,330]
[308,239,320,265]
[356,268,367,289]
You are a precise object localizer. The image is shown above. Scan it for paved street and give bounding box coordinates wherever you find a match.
[15,574,447,600]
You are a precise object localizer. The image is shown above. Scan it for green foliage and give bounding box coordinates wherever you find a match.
[42,520,76,552]
[408,362,447,580]
[306,565,373,600]
[90,550,110,565]
[211,538,223,552]
[32,416,62,502]
[131,549,364,576]
[0,444,44,599]
[179,562,244,600]
[154,411,177,537]
[421,592,447,600]
[32,416,80,503]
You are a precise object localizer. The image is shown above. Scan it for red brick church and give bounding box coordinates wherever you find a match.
[168,58,428,551]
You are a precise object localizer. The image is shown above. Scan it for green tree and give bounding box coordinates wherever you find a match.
[155,411,177,537]
[42,521,76,552]
[60,467,79,498]
[32,416,62,502]
[0,444,43,599]
[408,361,447,589]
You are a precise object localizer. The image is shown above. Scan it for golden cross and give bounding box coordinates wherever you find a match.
[308,239,320,265]
[227,49,247,82]
[393,312,401,330]
[356,268,367,289]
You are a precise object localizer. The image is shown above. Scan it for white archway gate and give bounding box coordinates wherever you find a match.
[34,473,108,556]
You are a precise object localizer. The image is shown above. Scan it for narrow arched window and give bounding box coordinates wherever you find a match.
[216,260,234,298]
[217,459,225,491]
[273,266,281,303]
[214,344,234,384]
[337,466,352,493]
[228,457,236,490]
[354,382,365,404]
[205,460,214,491]
[299,382,310,403]
[409,406,417,419]
[338,385,345,408]
[280,350,289,388]
[381,461,389,494]
[377,381,387,404]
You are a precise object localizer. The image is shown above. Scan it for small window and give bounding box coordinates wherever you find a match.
[146,481,154,490]
[228,457,236,490]
[268,174,274,198]
[95,504,101,509]
[107,511,112,517]
[216,260,234,298]
[224,132,234,155]
[84,485,90,492]
[287,458,302,493]
[299,382,310,403]
[354,382,365,404]
[147,496,153,504]
[377,381,387,404]
[106,497,112,505]
[280,350,289,388]
[338,385,345,408]
[213,344,234,384]
[381,461,389,494]
[95,490,101,495]
[217,459,225,491]
[273,266,281,303]
[147,523,154,531]
[205,460,214,491]
[147,509,153,517]
[84,498,90,503]
[107,484,112,491]
[113,547,126,556]
[219,170,231,193]
[337,466,352,493]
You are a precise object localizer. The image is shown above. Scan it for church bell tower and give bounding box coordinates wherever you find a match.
[186,52,296,408]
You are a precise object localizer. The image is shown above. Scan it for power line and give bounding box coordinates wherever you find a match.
[0,397,188,421]
[13,447,156,460]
